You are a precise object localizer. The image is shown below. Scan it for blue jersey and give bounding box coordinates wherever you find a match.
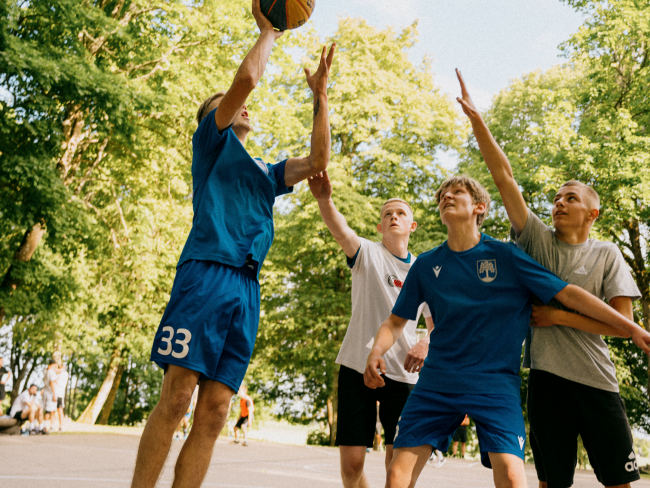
[393,234,567,398]
[177,108,293,279]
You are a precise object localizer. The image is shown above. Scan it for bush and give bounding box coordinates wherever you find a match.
[307,429,330,446]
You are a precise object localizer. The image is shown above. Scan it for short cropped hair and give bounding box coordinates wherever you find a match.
[381,198,413,217]
[196,91,226,125]
[434,175,491,227]
[559,180,600,210]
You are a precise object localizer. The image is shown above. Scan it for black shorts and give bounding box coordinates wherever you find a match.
[57,397,64,409]
[235,416,249,429]
[336,365,413,448]
[528,369,640,488]
[453,425,467,443]
[14,410,25,421]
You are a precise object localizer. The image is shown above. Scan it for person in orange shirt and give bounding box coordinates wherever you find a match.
[234,385,254,446]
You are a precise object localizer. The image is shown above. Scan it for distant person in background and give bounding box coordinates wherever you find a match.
[452,415,470,458]
[55,363,69,431]
[10,385,44,434]
[0,357,11,415]
[234,385,254,446]
[42,359,57,433]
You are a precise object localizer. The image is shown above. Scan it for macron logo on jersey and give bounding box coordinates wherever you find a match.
[518,436,525,450]
[433,266,442,277]
[386,274,404,288]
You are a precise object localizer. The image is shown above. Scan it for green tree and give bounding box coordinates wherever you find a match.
[250,18,464,443]
[459,0,650,430]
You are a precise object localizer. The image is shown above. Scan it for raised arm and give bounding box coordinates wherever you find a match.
[554,285,650,353]
[308,170,361,258]
[284,44,335,187]
[531,296,633,338]
[455,69,528,235]
[214,0,283,131]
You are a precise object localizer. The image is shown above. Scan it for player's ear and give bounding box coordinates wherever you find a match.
[587,208,599,223]
[410,221,417,233]
[377,223,383,234]
[474,202,486,216]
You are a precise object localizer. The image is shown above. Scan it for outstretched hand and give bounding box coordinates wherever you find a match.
[455,69,480,120]
[252,0,283,39]
[305,44,336,95]
[308,171,333,201]
[631,327,650,355]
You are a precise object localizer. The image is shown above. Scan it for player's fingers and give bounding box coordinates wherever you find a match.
[326,43,336,69]
[304,67,311,78]
[456,68,468,95]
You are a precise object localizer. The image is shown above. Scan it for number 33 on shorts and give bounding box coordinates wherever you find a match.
[157,326,192,359]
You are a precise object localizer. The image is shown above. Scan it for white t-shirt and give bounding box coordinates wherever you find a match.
[336,238,431,384]
[55,370,69,398]
[10,390,35,417]
[44,368,57,396]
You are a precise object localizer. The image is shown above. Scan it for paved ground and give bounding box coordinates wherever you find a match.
[1,433,648,487]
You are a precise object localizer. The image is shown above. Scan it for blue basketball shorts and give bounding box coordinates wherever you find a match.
[393,387,526,468]
[150,259,260,392]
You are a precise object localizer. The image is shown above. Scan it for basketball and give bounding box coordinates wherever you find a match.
[260,0,315,31]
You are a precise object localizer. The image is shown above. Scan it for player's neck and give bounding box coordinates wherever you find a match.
[381,234,409,259]
[446,221,481,252]
[554,225,590,245]
[233,126,248,146]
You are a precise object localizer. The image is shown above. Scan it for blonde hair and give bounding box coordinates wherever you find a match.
[196,91,226,125]
[559,180,600,210]
[434,175,491,227]
[381,198,413,217]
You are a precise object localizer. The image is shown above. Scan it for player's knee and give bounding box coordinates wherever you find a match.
[386,463,409,488]
[161,390,193,420]
[341,457,364,480]
[499,464,524,488]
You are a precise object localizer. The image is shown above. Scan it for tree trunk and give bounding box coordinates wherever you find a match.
[622,219,650,401]
[328,366,339,447]
[0,223,46,323]
[10,355,34,404]
[76,350,121,424]
[97,363,124,425]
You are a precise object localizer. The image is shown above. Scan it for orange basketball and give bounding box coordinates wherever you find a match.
[260,0,315,31]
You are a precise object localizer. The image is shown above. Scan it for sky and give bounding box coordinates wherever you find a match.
[305,0,585,111]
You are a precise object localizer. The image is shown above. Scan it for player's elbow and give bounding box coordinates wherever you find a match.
[310,155,329,174]
[235,73,257,92]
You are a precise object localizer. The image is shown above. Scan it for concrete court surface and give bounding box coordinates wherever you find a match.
[1,433,649,488]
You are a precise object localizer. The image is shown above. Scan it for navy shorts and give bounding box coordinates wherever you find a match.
[150,260,260,392]
[393,388,526,468]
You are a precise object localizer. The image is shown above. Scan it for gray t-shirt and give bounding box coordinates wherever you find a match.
[336,238,430,384]
[512,209,641,392]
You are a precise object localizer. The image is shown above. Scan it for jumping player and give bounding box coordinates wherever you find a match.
[364,174,650,488]
[130,1,335,485]
[308,171,433,488]
[456,69,648,488]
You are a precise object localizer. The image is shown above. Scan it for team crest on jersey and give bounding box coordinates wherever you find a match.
[477,259,497,282]
[386,274,404,288]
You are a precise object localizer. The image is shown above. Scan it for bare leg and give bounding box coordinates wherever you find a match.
[130,365,200,488]
[461,442,466,458]
[453,441,458,456]
[234,426,240,441]
[489,452,527,488]
[57,406,65,429]
[385,444,394,471]
[386,445,431,488]
[241,422,248,444]
[171,379,234,488]
[340,446,370,488]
